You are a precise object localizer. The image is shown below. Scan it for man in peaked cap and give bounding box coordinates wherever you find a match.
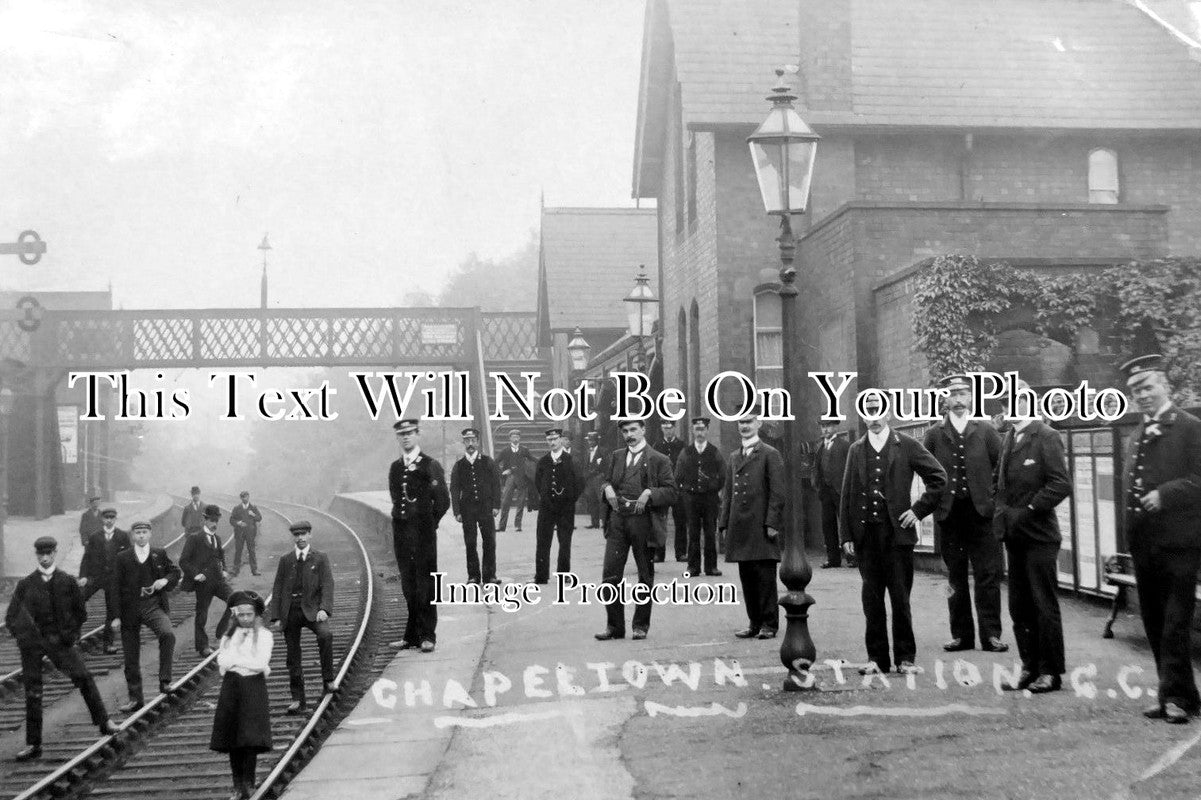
[1120,353,1201,723]
[230,490,264,577]
[389,419,451,653]
[652,420,688,563]
[814,420,851,569]
[533,428,583,584]
[6,536,120,759]
[675,416,726,578]
[180,503,233,656]
[450,427,502,585]
[923,374,1007,654]
[79,494,104,547]
[269,520,336,714]
[79,505,132,653]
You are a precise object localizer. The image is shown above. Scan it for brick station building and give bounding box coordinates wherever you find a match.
[633,0,1201,453]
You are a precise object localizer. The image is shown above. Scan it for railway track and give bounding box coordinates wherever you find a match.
[4,498,395,800]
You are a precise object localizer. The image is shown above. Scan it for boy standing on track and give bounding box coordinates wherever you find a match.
[180,504,234,656]
[78,506,131,654]
[268,520,336,715]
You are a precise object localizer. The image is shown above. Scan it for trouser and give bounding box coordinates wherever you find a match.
[938,498,1003,646]
[602,513,655,634]
[21,640,109,746]
[233,528,258,573]
[684,492,720,575]
[857,524,915,672]
[81,578,118,647]
[654,499,687,562]
[284,602,335,702]
[122,603,176,704]
[461,506,497,583]
[1006,538,1064,676]
[737,560,779,632]
[497,473,526,530]
[535,504,575,583]
[584,477,603,526]
[194,575,233,653]
[393,515,438,645]
[1132,544,1201,712]
[819,491,842,566]
[229,749,259,795]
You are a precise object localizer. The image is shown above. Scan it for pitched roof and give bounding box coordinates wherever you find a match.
[537,208,658,333]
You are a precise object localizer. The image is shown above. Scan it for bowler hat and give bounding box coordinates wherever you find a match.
[203,504,221,520]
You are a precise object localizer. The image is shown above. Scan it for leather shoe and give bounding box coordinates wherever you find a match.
[159,681,174,695]
[982,637,1010,653]
[100,719,121,736]
[1027,674,1062,694]
[594,628,625,641]
[251,571,262,576]
[103,644,119,655]
[820,562,839,569]
[324,680,339,694]
[896,661,922,675]
[734,627,760,639]
[943,638,973,652]
[119,699,144,713]
[420,640,436,653]
[285,701,307,716]
[1002,671,1035,692]
[1164,702,1191,724]
[859,663,884,676]
[632,629,648,640]
[395,640,417,650]
[198,647,215,657]
[1144,704,1167,719]
[704,569,723,577]
[757,629,778,640]
[15,745,42,761]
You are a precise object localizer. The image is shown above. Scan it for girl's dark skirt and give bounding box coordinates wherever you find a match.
[210,671,273,754]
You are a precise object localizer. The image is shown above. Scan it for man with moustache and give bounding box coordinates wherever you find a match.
[78,495,104,547]
[840,394,946,674]
[180,504,234,656]
[583,431,605,529]
[534,428,583,584]
[78,506,131,654]
[450,427,502,586]
[995,379,1071,695]
[653,420,688,563]
[720,406,786,639]
[269,520,337,715]
[1120,354,1201,723]
[495,430,535,533]
[923,375,1007,654]
[814,421,850,569]
[229,490,264,577]
[675,417,725,578]
[595,419,678,641]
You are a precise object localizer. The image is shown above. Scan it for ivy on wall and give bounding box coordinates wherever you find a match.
[912,254,1201,401]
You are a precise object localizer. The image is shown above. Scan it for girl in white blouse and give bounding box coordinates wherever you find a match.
[209,590,274,800]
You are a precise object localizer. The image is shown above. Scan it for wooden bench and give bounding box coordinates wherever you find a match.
[1102,553,1201,638]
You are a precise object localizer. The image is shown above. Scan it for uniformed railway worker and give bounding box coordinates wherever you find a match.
[533,428,583,584]
[652,420,687,562]
[1120,354,1201,723]
[389,419,451,653]
[719,406,786,640]
[675,416,725,578]
[6,536,120,761]
[78,506,131,654]
[450,427,502,585]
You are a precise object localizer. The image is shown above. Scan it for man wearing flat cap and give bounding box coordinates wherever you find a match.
[675,416,726,578]
[6,536,120,760]
[269,520,336,714]
[923,375,1007,654]
[230,490,264,577]
[495,430,535,533]
[79,494,104,547]
[79,506,131,654]
[181,503,233,656]
[450,427,502,585]
[1120,353,1201,723]
[181,485,205,535]
[583,431,605,529]
[389,419,451,653]
[814,420,850,569]
[534,428,583,584]
[653,420,688,563]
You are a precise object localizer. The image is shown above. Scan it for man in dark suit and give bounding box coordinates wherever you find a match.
[180,485,205,534]
[6,536,120,761]
[719,407,786,639]
[995,379,1071,695]
[495,430,534,532]
[78,506,131,653]
[1120,354,1201,723]
[814,422,850,569]
[583,431,605,528]
[269,520,336,715]
[923,374,1007,654]
[676,416,726,578]
[653,421,688,563]
[450,427,502,585]
[180,504,233,656]
[595,419,677,641]
[534,428,583,584]
[111,520,181,712]
[840,395,947,675]
[229,490,264,576]
[390,419,451,653]
[78,495,104,547]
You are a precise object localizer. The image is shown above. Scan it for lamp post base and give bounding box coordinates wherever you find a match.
[779,588,817,691]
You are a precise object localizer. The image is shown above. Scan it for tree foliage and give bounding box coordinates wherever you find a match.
[438,230,539,311]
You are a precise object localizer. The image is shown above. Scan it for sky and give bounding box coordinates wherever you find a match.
[0,0,648,310]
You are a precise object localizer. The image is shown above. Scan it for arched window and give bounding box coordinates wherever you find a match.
[753,290,783,389]
[1088,148,1119,204]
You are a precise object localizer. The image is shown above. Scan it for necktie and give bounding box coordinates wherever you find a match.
[743,447,753,458]
[298,551,305,563]
[209,533,218,550]
[626,450,637,467]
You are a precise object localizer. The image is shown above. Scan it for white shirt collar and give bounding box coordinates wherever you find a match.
[868,427,891,452]
[464,450,478,464]
[510,444,520,452]
[38,565,56,579]
[740,436,760,452]
[627,440,647,455]
[134,544,150,563]
[241,501,250,509]
[295,546,310,560]
[103,526,116,538]
[551,449,564,463]
[694,440,708,453]
[404,446,422,465]
[949,413,969,434]
[1013,418,1036,434]
[1148,400,1172,422]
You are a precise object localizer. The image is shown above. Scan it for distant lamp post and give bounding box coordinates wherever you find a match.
[623,265,659,362]
[567,327,592,373]
[748,66,820,692]
[258,234,271,310]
